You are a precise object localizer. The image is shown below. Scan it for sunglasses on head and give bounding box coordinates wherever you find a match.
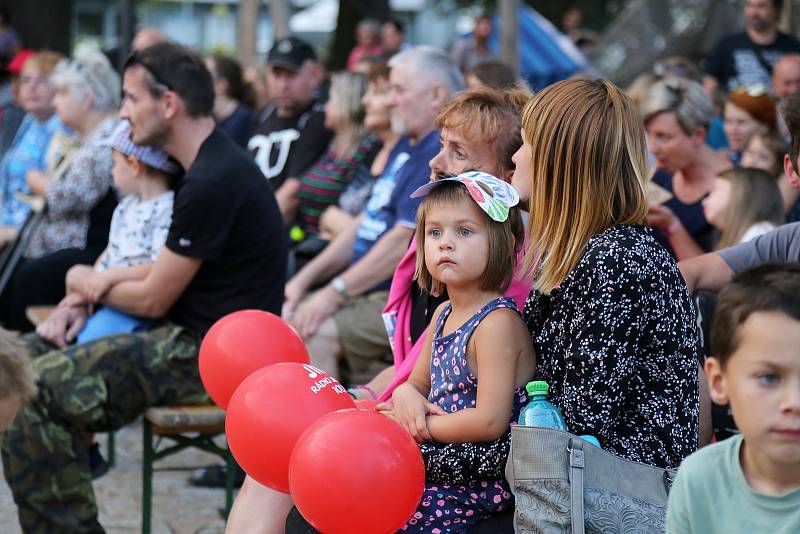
[125,50,173,91]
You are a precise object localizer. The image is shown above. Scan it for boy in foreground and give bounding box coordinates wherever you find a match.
[667,264,800,533]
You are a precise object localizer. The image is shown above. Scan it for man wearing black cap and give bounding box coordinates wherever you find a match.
[248,36,332,219]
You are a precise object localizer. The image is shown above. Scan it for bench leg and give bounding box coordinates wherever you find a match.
[224,447,235,517]
[142,421,153,534]
[107,431,116,467]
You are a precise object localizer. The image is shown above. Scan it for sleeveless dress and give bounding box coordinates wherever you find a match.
[400,296,528,533]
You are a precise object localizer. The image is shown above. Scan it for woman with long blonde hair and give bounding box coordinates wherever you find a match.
[702,167,784,249]
[511,79,700,469]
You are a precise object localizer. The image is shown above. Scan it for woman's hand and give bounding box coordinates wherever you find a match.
[25,169,52,197]
[646,204,679,234]
[389,383,446,443]
[0,226,18,247]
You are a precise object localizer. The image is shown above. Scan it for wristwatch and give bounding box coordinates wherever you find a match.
[330,276,351,300]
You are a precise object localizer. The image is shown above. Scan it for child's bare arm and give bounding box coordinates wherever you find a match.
[87,264,153,302]
[426,308,534,443]
[64,247,110,299]
[97,263,152,286]
[404,302,445,397]
[382,302,447,442]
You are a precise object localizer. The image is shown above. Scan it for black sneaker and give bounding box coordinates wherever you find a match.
[189,464,246,488]
[88,442,110,479]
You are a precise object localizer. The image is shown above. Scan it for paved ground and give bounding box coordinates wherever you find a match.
[0,419,235,533]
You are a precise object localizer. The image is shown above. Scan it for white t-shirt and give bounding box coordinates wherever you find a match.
[97,191,174,271]
[739,221,777,244]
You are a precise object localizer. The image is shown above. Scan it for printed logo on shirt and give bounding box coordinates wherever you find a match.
[248,129,301,180]
[357,152,411,243]
[729,49,784,91]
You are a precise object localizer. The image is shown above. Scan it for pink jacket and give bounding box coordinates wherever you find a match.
[379,235,532,401]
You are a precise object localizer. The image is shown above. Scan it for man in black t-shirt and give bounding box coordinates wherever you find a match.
[0,43,287,532]
[248,36,332,221]
[704,0,800,96]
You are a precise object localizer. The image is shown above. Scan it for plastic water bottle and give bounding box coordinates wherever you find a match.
[518,381,568,430]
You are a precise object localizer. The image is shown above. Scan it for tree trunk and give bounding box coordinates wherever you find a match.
[326,0,389,72]
[238,0,260,66]
[0,0,72,54]
[500,0,519,75]
[270,0,290,41]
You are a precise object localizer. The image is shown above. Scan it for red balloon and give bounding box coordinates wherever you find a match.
[289,409,425,534]
[199,310,308,409]
[354,398,381,411]
[225,362,355,493]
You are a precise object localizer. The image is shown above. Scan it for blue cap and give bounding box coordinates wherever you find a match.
[109,121,181,175]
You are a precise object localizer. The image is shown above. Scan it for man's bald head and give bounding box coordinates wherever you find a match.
[773,54,800,100]
[132,28,169,52]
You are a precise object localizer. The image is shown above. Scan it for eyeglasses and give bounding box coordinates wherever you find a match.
[19,75,51,88]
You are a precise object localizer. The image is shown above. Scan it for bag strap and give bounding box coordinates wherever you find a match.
[745,39,775,78]
[568,438,585,534]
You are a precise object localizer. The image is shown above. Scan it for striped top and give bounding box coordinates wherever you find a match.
[297,133,381,236]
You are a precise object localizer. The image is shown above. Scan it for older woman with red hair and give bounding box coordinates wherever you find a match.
[723,86,777,166]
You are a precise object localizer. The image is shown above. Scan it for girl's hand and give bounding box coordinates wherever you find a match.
[375,403,399,424]
[390,383,447,443]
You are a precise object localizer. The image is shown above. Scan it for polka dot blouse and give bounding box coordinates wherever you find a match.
[523,225,700,469]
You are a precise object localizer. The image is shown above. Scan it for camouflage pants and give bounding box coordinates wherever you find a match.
[1,322,209,533]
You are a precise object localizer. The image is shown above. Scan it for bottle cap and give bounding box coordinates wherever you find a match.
[526,381,549,396]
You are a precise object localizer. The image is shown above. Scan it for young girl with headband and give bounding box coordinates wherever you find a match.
[382,171,536,532]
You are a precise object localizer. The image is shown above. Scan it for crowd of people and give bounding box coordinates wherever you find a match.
[0,0,798,532]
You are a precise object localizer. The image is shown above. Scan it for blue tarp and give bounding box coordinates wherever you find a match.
[485,7,587,90]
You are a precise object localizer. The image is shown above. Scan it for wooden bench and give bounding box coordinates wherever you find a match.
[142,405,234,534]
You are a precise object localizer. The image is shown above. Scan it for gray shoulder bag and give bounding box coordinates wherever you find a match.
[506,426,676,534]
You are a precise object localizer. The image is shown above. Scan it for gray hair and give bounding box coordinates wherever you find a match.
[389,45,465,96]
[51,48,121,112]
[641,77,713,134]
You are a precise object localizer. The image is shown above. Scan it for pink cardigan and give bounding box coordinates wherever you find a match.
[379,235,532,401]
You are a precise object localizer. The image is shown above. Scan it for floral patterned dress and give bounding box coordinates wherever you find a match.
[401,296,527,534]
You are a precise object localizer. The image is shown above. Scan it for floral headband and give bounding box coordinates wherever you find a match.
[410,171,520,222]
